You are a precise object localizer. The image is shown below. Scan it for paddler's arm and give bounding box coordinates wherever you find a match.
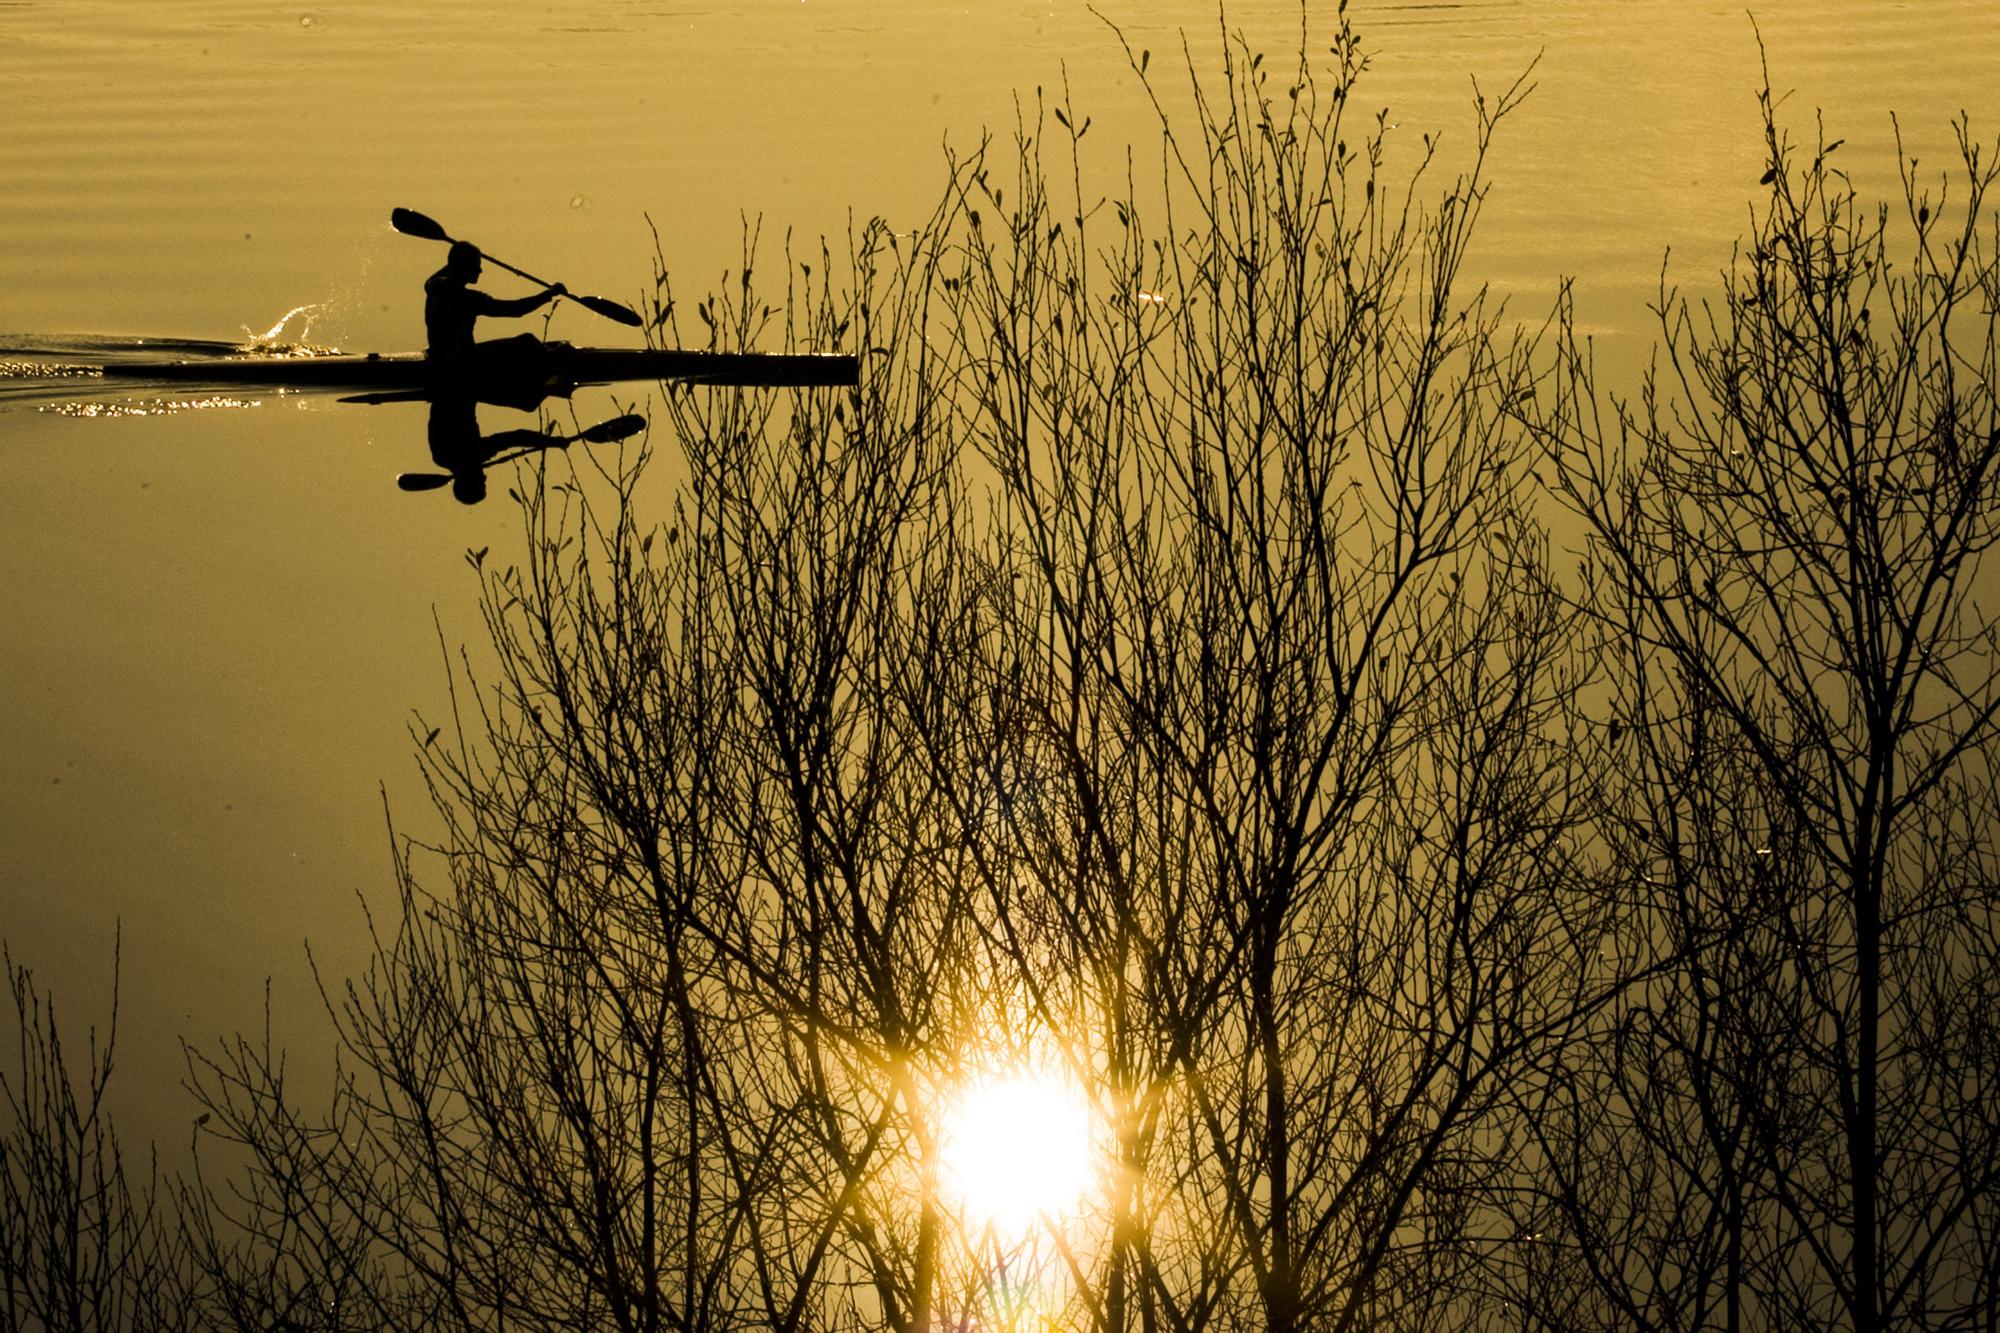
[468,283,567,318]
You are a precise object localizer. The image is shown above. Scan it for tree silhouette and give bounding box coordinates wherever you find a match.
[4,13,1997,1333]
[0,937,195,1332]
[1520,59,2000,1331]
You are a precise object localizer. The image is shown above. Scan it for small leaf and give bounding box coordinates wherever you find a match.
[424,726,442,748]
[1759,166,1778,185]
[1140,48,1149,73]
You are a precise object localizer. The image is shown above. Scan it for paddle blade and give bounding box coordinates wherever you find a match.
[577,293,645,328]
[396,472,455,491]
[390,208,452,242]
[579,413,648,444]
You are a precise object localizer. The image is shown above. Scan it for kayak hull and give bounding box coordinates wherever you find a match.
[100,343,859,401]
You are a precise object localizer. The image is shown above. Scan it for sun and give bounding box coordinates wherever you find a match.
[940,1073,1096,1237]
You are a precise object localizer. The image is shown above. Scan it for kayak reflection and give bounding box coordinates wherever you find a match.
[397,399,647,504]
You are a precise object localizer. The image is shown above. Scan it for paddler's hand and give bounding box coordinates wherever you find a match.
[548,282,569,298]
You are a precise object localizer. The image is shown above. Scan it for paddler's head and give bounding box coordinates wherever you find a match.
[445,240,482,282]
[452,468,488,505]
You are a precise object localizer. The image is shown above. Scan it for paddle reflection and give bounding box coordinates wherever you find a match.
[399,397,646,503]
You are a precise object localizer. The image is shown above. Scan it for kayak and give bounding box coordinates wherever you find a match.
[99,341,859,405]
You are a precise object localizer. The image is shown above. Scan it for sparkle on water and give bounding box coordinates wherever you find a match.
[44,396,264,417]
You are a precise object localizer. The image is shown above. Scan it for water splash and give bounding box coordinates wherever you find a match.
[242,303,326,349]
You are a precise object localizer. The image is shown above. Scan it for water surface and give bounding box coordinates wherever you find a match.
[2,0,1995,1153]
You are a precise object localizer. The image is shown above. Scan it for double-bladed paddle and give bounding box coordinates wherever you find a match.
[391,208,644,328]
[395,412,648,491]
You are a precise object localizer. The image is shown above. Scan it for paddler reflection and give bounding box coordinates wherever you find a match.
[397,399,647,503]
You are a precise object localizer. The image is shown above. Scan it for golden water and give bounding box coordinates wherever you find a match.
[1,0,1995,1151]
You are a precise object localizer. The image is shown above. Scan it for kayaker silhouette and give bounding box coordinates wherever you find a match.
[418,239,570,501]
[424,240,566,359]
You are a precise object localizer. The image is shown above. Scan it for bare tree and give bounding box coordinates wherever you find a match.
[0,936,195,1332]
[647,206,988,1333]
[1524,61,2000,1330]
[153,15,2000,1333]
[915,15,1612,1333]
[178,189,987,1329]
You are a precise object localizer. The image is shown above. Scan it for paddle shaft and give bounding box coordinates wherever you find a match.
[396,441,561,490]
[498,261,641,326]
[395,414,647,490]
[391,208,642,327]
[476,251,642,327]
[476,251,559,293]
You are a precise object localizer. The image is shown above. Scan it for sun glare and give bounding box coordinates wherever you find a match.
[941,1074,1095,1237]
